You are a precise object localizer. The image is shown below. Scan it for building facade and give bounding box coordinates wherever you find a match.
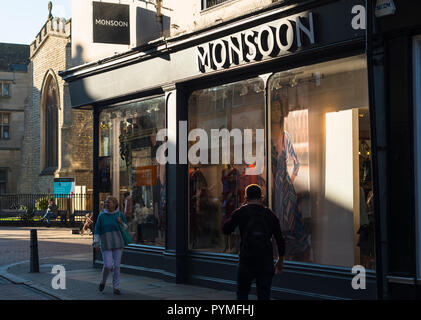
[0,43,31,194]
[60,0,421,299]
[20,17,93,194]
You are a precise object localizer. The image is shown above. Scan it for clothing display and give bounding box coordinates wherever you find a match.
[221,166,240,253]
[124,195,133,221]
[357,138,375,268]
[189,168,208,247]
[221,166,240,215]
[153,176,166,236]
[238,165,266,204]
[272,131,311,260]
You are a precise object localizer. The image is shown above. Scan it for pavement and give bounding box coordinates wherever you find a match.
[0,227,241,300]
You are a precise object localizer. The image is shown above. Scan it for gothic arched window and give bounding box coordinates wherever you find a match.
[44,77,58,170]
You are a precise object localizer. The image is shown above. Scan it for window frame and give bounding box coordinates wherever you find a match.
[0,81,11,98]
[0,113,10,140]
[412,36,421,281]
[187,76,268,252]
[202,0,232,10]
[43,76,59,171]
[0,168,7,195]
[185,53,374,269]
[99,94,168,248]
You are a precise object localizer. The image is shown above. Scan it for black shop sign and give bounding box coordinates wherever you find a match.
[93,1,130,45]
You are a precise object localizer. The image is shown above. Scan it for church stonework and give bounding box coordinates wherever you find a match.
[20,17,93,194]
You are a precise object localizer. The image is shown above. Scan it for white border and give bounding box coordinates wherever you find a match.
[412,36,421,280]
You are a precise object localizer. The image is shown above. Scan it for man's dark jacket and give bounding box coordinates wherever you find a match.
[222,203,285,263]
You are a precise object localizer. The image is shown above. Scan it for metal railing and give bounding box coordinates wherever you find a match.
[0,194,93,221]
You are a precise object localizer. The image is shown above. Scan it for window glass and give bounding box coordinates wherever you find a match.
[2,83,10,97]
[0,183,5,195]
[0,169,6,195]
[188,78,266,253]
[44,79,58,168]
[0,114,10,139]
[269,55,375,269]
[0,169,6,182]
[3,126,9,139]
[99,96,166,247]
[205,0,230,9]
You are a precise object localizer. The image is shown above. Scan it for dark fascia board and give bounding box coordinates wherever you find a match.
[59,0,333,82]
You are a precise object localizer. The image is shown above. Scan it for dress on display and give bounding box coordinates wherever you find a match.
[238,164,266,205]
[152,141,166,238]
[272,131,311,260]
[221,166,240,215]
[189,168,208,246]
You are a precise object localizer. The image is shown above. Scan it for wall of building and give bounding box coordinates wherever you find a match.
[0,45,31,194]
[20,18,93,194]
[70,0,276,67]
[71,0,172,66]
[168,0,275,37]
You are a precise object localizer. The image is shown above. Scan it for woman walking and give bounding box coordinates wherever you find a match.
[93,196,128,295]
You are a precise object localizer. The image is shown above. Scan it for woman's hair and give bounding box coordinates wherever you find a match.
[106,196,119,210]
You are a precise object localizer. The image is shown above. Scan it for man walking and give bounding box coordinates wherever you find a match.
[222,184,285,300]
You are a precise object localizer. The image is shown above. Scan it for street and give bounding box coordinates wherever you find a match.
[0,226,92,300]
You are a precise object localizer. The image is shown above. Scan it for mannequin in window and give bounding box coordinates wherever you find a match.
[151,129,166,244]
[189,166,208,248]
[238,163,266,205]
[221,164,240,253]
[357,190,375,269]
[359,140,372,184]
[271,94,311,262]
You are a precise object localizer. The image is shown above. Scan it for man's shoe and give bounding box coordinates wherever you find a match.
[99,282,105,292]
[113,288,121,295]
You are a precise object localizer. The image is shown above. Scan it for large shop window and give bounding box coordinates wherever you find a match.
[188,78,266,252]
[99,96,166,247]
[269,55,375,269]
[188,55,375,270]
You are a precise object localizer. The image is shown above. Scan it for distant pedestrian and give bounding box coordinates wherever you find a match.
[80,213,93,235]
[222,184,285,300]
[93,196,128,295]
[41,198,58,227]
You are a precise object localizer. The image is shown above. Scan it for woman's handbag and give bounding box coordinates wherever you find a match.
[118,213,133,246]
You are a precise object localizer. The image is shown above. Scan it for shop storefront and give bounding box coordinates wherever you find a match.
[61,0,384,299]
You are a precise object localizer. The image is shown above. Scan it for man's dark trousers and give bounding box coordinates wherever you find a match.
[237,258,275,300]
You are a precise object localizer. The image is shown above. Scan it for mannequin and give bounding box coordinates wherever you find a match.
[271,95,311,262]
[238,164,266,205]
[221,164,240,253]
[189,167,208,248]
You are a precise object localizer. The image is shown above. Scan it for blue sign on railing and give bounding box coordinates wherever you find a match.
[53,178,75,197]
